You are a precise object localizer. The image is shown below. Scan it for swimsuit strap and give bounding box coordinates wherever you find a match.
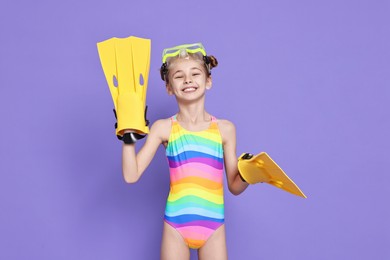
[171,114,216,122]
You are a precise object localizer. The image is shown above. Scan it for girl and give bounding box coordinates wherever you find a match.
[122,43,249,260]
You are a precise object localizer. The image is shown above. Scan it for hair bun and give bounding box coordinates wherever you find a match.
[208,55,218,69]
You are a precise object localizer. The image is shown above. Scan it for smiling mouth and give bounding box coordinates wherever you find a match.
[182,86,198,92]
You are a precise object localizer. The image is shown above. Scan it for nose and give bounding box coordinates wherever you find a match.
[184,74,193,84]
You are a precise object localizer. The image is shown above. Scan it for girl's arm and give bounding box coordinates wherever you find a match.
[219,120,249,195]
[122,119,170,183]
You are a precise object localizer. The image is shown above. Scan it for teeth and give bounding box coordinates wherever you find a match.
[183,87,196,92]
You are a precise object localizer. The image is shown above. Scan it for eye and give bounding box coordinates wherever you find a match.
[174,75,183,79]
[192,73,200,76]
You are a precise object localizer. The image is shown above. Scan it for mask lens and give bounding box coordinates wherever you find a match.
[162,43,206,63]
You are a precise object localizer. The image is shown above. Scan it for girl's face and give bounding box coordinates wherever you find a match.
[166,58,212,100]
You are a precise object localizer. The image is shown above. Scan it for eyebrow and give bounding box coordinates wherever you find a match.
[172,67,202,76]
[191,67,202,71]
[172,70,183,77]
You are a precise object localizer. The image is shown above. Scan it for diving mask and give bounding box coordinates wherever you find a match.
[160,42,211,81]
[162,43,207,63]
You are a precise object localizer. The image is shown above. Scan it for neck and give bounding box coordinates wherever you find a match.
[176,100,209,124]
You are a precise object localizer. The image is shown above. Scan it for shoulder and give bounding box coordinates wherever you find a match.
[216,118,236,132]
[149,117,172,142]
[150,118,171,129]
[216,118,236,143]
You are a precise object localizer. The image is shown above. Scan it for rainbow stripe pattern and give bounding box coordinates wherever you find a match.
[164,115,224,249]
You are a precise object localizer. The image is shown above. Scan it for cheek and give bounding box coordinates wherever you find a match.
[167,83,181,95]
[169,81,180,91]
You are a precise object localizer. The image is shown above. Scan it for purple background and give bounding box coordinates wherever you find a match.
[1,0,389,259]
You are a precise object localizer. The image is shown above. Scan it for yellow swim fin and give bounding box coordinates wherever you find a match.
[238,152,307,198]
[97,36,151,137]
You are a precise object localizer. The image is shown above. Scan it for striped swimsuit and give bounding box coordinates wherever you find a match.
[164,115,224,249]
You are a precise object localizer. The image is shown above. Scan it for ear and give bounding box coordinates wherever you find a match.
[205,75,212,90]
[166,84,174,95]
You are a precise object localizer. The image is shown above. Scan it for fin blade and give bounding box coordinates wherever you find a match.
[258,152,307,198]
[97,38,119,109]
